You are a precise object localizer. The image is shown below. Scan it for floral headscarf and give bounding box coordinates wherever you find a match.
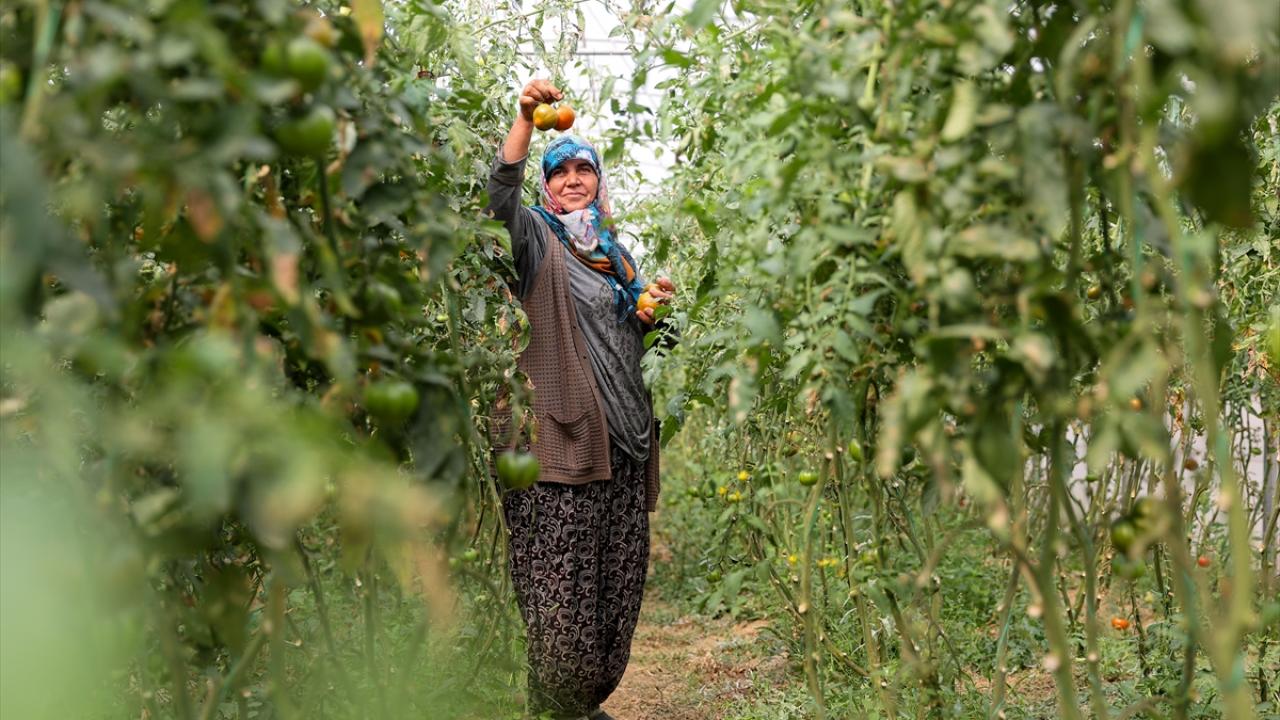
[530,135,646,323]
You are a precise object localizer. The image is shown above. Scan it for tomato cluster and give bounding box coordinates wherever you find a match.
[531,103,575,132]
[260,19,340,157]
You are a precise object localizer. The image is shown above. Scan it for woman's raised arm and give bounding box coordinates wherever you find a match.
[486,79,564,232]
[502,79,562,162]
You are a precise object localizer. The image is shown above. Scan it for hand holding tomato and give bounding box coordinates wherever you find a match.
[636,276,676,325]
[517,79,564,123]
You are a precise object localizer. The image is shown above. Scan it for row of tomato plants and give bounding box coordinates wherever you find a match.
[621,0,1279,717]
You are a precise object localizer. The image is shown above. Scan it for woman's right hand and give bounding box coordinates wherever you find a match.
[518,79,564,122]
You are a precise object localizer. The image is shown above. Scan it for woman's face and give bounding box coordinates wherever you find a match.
[547,159,599,213]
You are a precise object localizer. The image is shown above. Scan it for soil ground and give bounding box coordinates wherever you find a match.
[600,596,788,719]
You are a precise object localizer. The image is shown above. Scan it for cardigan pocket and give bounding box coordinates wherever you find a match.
[544,408,593,474]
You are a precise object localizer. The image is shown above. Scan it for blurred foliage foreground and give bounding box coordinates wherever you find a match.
[0,0,544,717]
[1,1,1279,720]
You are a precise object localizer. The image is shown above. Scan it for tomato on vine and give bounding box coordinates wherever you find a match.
[1110,519,1137,553]
[532,103,559,131]
[361,281,403,325]
[284,36,331,92]
[0,64,20,105]
[363,379,420,426]
[1113,555,1147,580]
[555,104,576,131]
[274,105,335,157]
[304,14,338,48]
[496,450,540,490]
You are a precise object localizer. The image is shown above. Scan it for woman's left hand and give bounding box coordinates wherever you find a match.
[636,276,676,325]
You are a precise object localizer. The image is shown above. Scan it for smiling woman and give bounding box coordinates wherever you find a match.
[482,78,678,720]
[546,159,599,213]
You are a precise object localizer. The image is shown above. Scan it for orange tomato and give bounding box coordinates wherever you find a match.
[555,104,575,131]
[532,103,558,131]
[637,291,659,315]
[1110,617,1131,631]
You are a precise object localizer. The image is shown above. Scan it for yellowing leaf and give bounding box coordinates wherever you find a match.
[351,0,384,66]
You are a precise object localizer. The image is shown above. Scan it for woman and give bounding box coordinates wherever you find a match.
[485,79,676,720]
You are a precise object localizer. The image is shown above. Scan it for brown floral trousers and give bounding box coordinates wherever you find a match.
[502,446,650,718]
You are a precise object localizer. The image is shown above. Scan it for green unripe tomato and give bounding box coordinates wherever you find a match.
[363,379,420,426]
[1131,497,1161,534]
[0,63,21,105]
[496,450,540,490]
[1133,496,1159,520]
[285,36,331,91]
[1114,555,1147,580]
[797,470,819,486]
[260,40,288,75]
[847,440,864,462]
[170,333,240,381]
[304,14,338,48]
[361,281,403,324]
[275,105,335,157]
[1110,519,1137,552]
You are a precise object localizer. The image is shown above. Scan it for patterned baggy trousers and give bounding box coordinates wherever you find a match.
[501,446,650,718]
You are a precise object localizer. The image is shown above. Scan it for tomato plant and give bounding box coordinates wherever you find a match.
[0,0,561,717]
[620,0,1280,718]
[1,0,1277,719]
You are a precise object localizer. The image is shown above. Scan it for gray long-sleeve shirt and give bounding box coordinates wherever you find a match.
[486,150,653,462]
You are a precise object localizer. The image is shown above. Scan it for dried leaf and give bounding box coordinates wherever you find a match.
[185,189,223,241]
[271,252,300,305]
[351,0,384,67]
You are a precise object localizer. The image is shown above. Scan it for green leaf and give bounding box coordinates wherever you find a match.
[685,0,720,29]
[742,306,781,345]
[953,224,1039,262]
[940,81,978,142]
[767,104,803,137]
[661,49,694,68]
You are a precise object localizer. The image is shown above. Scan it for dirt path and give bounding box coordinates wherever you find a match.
[600,598,787,720]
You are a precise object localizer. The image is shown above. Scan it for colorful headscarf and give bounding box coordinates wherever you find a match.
[530,135,646,323]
